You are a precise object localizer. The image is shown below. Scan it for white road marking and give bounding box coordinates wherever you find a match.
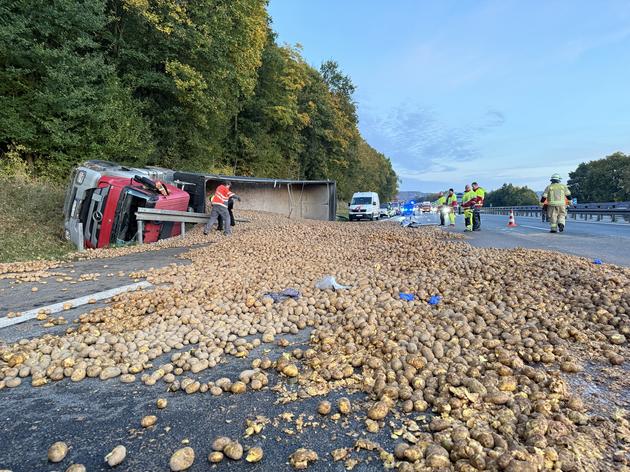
[0,281,153,329]
[517,224,549,231]
[485,214,629,227]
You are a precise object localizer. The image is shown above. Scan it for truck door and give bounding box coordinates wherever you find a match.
[84,186,110,248]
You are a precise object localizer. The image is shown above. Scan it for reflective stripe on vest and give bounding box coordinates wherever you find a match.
[544,183,569,206]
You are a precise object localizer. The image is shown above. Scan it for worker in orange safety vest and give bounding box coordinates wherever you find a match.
[204,181,241,235]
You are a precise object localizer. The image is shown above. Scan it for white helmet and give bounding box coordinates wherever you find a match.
[550,173,561,181]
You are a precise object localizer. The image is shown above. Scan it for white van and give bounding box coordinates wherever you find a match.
[348,192,380,221]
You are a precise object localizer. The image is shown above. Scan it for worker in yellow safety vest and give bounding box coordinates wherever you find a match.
[542,173,571,233]
[435,192,447,226]
[462,184,476,232]
[471,182,485,231]
[445,188,458,226]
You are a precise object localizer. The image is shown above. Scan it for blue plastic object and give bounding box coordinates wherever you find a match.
[399,293,414,301]
[593,259,603,265]
[264,288,301,303]
[428,295,442,305]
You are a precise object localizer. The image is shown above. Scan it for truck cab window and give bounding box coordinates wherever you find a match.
[113,188,152,244]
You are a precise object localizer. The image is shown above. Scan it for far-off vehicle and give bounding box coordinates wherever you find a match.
[348,192,380,221]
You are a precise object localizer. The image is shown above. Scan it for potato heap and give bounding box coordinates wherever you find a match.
[1,211,629,471]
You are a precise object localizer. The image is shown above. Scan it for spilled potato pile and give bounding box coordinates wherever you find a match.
[1,212,629,470]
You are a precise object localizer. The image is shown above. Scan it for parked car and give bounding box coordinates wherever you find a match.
[348,192,380,221]
[379,203,395,218]
[390,202,401,215]
[421,201,432,213]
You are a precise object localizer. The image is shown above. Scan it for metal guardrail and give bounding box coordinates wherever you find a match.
[135,208,209,244]
[482,203,630,224]
[134,208,251,244]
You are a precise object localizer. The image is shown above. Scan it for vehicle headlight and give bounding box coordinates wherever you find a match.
[76,170,86,184]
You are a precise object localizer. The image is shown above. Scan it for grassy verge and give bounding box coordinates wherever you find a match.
[336,201,349,220]
[0,177,74,263]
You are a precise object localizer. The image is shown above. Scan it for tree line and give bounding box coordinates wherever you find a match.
[0,0,398,201]
[484,184,539,207]
[568,152,629,202]
[485,152,630,206]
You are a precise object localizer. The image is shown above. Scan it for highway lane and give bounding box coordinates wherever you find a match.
[443,213,630,266]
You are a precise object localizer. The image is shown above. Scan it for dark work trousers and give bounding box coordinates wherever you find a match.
[541,205,548,222]
[217,203,235,231]
[439,210,445,226]
[204,204,231,235]
[472,208,481,231]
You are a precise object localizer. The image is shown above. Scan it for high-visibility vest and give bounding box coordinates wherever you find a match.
[462,190,476,208]
[211,185,234,207]
[446,194,457,207]
[473,187,485,207]
[543,183,570,206]
[436,196,446,206]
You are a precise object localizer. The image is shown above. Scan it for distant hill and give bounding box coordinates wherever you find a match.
[396,191,432,201]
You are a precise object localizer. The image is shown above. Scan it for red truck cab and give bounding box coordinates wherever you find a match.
[82,176,189,249]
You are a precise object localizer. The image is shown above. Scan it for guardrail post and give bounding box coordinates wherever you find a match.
[181,221,186,236]
[137,221,144,245]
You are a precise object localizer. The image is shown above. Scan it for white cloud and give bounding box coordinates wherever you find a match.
[361,104,507,190]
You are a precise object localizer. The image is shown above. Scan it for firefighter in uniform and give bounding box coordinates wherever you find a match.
[471,182,485,231]
[542,173,571,233]
[445,188,458,226]
[435,192,447,226]
[204,181,241,236]
[462,184,476,232]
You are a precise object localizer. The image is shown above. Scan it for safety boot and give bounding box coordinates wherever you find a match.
[558,223,564,232]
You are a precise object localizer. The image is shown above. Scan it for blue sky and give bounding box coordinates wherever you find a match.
[268,0,630,192]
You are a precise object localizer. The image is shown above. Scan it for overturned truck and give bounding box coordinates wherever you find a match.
[63,161,337,250]
[174,172,337,221]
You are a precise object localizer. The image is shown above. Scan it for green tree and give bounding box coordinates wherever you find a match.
[485,183,539,206]
[234,36,308,178]
[104,0,268,171]
[0,0,152,179]
[568,152,630,202]
[0,0,399,198]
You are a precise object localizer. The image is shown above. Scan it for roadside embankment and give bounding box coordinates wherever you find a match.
[0,177,73,263]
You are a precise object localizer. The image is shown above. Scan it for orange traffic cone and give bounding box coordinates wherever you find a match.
[507,209,518,227]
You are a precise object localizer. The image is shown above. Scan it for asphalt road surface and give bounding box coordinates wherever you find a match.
[0,323,399,472]
[386,212,630,266]
[450,213,630,267]
[0,245,412,472]
[2,217,628,471]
